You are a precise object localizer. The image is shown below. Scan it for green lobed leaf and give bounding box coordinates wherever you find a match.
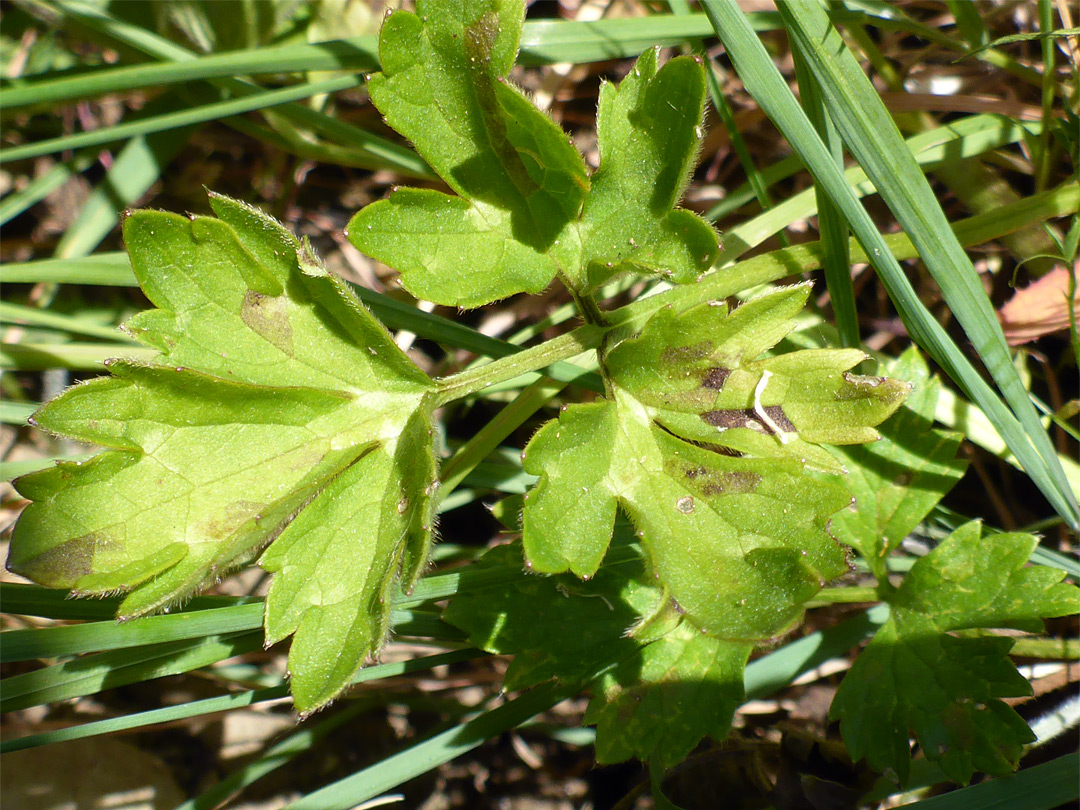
[7,193,438,714]
[830,522,1080,785]
[584,620,750,767]
[606,284,910,471]
[523,286,908,641]
[347,0,719,306]
[347,0,589,306]
[828,348,967,579]
[578,46,719,291]
[443,541,751,765]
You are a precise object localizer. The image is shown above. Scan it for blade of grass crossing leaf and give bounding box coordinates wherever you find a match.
[774,0,1079,526]
[285,682,574,810]
[701,0,1079,530]
[0,76,363,164]
[789,43,857,347]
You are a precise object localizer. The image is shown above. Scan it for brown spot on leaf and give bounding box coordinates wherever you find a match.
[702,407,756,429]
[760,405,795,432]
[701,405,794,433]
[241,291,293,355]
[10,531,112,587]
[701,367,731,390]
[701,471,762,495]
[199,500,267,540]
[660,341,712,366]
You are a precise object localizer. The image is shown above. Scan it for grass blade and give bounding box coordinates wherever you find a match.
[285,681,573,810]
[898,753,1078,810]
[0,75,361,164]
[0,649,485,754]
[700,0,1079,529]
[775,1,1078,527]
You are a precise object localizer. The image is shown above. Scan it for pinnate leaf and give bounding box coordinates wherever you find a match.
[830,522,1080,784]
[523,286,909,641]
[443,541,751,765]
[7,193,438,714]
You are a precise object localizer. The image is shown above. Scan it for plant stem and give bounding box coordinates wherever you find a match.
[438,376,567,499]
[432,249,792,405]
[431,326,603,406]
[807,586,879,606]
[1009,637,1080,660]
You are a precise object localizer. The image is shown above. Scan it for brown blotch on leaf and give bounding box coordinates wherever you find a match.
[242,290,294,355]
[701,470,762,496]
[701,405,795,434]
[761,405,795,432]
[660,341,712,366]
[701,407,756,429]
[701,367,731,391]
[10,531,111,586]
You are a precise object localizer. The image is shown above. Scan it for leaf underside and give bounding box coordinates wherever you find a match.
[522,284,910,642]
[8,193,438,713]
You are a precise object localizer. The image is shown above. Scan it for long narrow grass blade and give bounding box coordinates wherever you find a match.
[0,649,486,754]
[789,45,857,346]
[0,632,264,712]
[439,376,567,499]
[285,682,573,810]
[700,0,1079,529]
[1,604,263,662]
[0,76,361,164]
[897,753,1078,810]
[0,302,131,342]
